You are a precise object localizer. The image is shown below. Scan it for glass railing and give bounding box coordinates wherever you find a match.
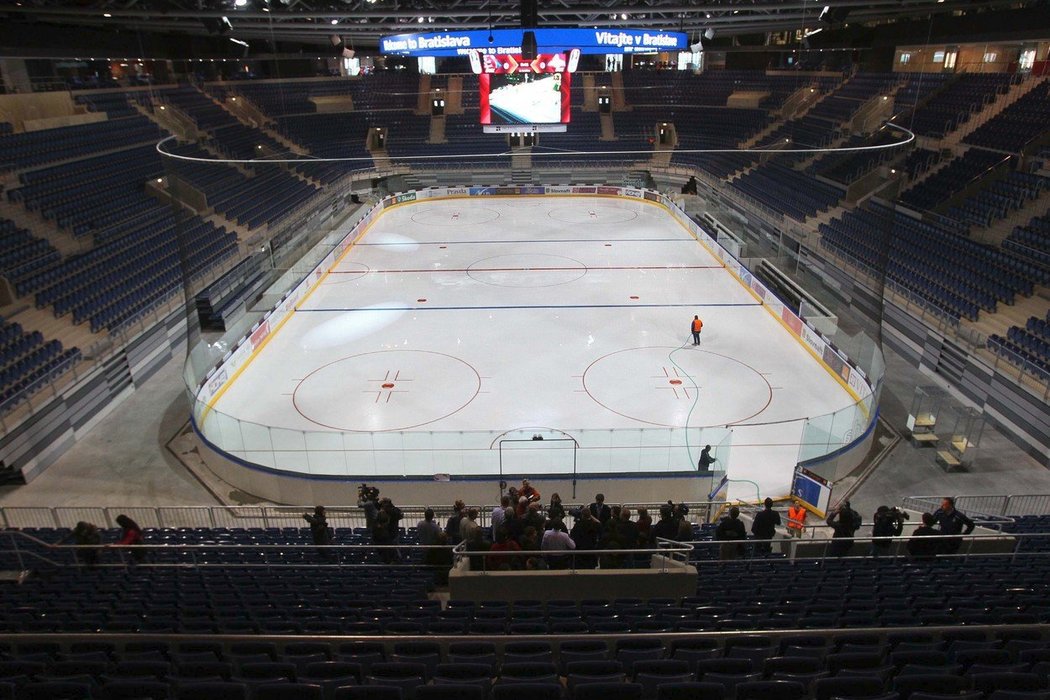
[164,143,884,490]
[192,402,735,478]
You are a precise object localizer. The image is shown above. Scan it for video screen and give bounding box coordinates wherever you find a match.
[479,71,572,125]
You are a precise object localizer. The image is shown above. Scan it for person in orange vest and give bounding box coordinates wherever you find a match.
[691,315,704,345]
[787,501,807,538]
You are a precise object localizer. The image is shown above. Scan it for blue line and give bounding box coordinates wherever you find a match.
[296,302,762,312]
[356,238,694,245]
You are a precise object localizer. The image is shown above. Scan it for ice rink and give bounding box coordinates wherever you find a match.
[205,195,858,500]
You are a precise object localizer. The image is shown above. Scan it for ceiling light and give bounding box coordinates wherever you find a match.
[234,0,247,6]
[331,19,338,24]
[103,12,112,17]
[417,16,424,23]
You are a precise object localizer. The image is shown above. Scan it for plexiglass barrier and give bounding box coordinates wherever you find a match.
[165,148,884,485]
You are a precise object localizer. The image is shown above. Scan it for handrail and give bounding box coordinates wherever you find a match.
[0,624,1045,652]
[902,494,1050,517]
[1,527,1034,570]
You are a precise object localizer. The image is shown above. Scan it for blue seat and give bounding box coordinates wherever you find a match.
[972,673,1047,695]
[365,662,427,700]
[503,643,554,666]
[255,684,325,700]
[490,683,562,700]
[100,679,170,698]
[736,680,807,700]
[447,644,497,672]
[655,683,726,700]
[176,684,249,700]
[892,674,971,699]
[497,663,559,686]
[334,688,403,700]
[416,685,485,700]
[565,661,625,694]
[633,659,694,698]
[574,682,643,700]
[814,676,887,700]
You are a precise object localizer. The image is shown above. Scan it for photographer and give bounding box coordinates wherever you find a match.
[826,501,862,557]
[357,484,380,530]
[870,505,907,556]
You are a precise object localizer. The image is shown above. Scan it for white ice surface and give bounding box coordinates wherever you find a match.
[206,196,857,500]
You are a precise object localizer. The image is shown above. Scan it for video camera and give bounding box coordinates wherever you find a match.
[358,483,380,503]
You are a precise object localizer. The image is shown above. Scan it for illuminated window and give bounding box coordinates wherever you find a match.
[899,52,911,64]
[983,52,998,63]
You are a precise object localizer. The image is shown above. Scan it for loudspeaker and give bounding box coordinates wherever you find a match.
[704,28,715,40]
[521,30,537,60]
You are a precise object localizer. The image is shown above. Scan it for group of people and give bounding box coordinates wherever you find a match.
[431,480,695,575]
[713,498,783,559]
[826,497,976,558]
[712,496,977,560]
[64,514,144,566]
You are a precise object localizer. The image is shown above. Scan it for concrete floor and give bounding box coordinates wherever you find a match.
[0,356,217,509]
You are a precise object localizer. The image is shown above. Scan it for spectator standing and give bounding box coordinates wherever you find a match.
[787,501,807,538]
[425,531,454,585]
[590,493,612,524]
[907,512,941,559]
[715,506,746,560]
[445,500,466,544]
[826,501,862,557]
[570,509,601,568]
[870,505,905,556]
[459,507,481,544]
[650,504,679,542]
[115,514,145,563]
[66,521,101,567]
[519,478,541,504]
[751,498,782,555]
[636,508,652,542]
[541,518,576,569]
[304,505,333,546]
[932,497,975,554]
[488,527,522,571]
[547,493,566,524]
[491,495,511,539]
[416,507,441,546]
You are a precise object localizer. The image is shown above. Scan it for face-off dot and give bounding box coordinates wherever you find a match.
[417,298,427,302]
[381,383,395,389]
[629,296,639,300]
[669,379,683,385]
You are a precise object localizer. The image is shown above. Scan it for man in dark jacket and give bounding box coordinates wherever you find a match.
[304,505,333,545]
[716,506,747,560]
[751,498,781,555]
[826,501,862,557]
[932,497,975,554]
[589,493,612,524]
[907,512,941,559]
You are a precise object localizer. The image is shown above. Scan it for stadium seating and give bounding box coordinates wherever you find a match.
[900,149,1009,212]
[0,318,80,412]
[819,203,1045,322]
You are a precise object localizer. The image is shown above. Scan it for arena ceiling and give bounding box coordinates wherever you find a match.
[0,0,1034,50]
